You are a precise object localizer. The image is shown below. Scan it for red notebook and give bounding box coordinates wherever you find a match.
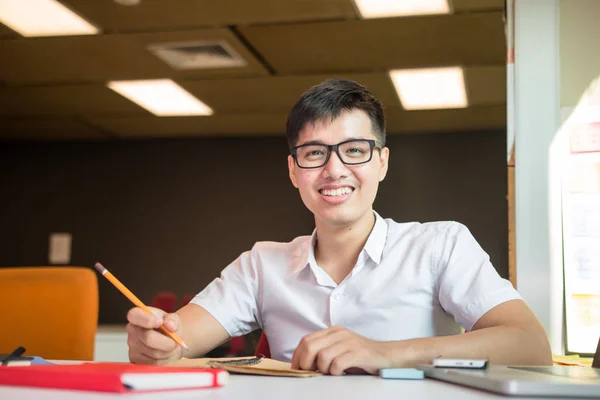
[0,362,228,393]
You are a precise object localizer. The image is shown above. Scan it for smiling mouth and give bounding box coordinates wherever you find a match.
[318,187,354,197]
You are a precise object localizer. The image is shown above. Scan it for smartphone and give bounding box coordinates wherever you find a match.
[432,358,488,369]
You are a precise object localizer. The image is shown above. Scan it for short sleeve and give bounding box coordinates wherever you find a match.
[190,249,261,337]
[435,222,522,331]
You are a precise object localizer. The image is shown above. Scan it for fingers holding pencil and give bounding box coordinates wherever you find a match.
[126,307,182,338]
[127,306,167,329]
[127,307,184,365]
[94,262,189,363]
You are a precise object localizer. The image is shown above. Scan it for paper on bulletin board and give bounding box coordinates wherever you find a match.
[566,294,600,354]
[563,166,600,354]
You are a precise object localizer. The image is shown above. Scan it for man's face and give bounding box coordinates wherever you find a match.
[287,109,389,228]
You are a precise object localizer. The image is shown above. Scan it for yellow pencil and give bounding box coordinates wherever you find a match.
[94,262,189,351]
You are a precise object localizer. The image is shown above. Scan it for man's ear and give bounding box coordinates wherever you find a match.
[288,155,299,188]
[378,147,390,182]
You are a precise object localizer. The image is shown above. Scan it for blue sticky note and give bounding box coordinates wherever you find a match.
[30,356,54,365]
[379,368,425,380]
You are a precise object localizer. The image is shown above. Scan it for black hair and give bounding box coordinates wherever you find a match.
[286,79,386,148]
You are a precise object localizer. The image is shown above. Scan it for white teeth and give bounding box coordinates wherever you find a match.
[320,187,353,197]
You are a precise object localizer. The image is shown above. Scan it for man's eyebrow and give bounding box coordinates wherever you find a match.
[298,140,326,146]
[297,137,368,146]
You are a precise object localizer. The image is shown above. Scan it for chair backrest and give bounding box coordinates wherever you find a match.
[150,291,178,313]
[255,332,271,358]
[0,267,98,360]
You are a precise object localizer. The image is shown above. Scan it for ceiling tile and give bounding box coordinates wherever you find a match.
[89,114,288,138]
[0,29,269,85]
[63,0,358,32]
[0,67,506,119]
[240,12,505,74]
[180,68,506,114]
[89,104,506,139]
[465,65,506,105]
[0,119,110,140]
[0,24,18,38]
[0,85,149,117]
[181,73,401,114]
[451,0,504,12]
[386,105,506,134]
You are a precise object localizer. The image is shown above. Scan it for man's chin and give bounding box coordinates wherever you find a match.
[316,210,360,227]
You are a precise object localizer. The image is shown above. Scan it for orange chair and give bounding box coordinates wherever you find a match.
[0,267,98,360]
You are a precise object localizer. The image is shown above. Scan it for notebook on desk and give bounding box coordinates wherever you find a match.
[169,356,321,377]
[0,362,228,393]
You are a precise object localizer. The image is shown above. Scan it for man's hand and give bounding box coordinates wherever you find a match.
[126,306,184,365]
[291,326,393,375]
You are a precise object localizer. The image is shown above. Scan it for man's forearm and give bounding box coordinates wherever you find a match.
[384,325,553,367]
[176,303,231,359]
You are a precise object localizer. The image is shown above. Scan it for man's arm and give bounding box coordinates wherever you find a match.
[128,248,262,364]
[176,303,231,358]
[386,299,552,366]
[127,303,230,364]
[291,300,552,375]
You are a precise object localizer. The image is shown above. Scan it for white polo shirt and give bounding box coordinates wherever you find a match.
[192,212,521,362]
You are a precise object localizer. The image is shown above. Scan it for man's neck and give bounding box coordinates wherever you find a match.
[313,211,376,283]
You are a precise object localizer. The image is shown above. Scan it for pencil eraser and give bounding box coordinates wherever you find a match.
[379,368,425,380]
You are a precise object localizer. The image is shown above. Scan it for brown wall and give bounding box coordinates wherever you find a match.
[0,131,507,324]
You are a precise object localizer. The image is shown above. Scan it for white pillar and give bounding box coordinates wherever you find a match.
[514,0,563,353]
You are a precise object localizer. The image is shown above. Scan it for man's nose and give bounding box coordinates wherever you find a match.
[322,150,349,179]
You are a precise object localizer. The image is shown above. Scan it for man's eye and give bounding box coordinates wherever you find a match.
[345,147,365,156]
[305,150,325,157]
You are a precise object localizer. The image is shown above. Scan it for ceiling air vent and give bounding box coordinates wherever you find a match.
[147,40,247,70]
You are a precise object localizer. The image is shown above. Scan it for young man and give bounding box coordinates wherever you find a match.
[126,79,552,374]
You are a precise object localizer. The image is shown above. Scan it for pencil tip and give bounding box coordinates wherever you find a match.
[182,342,190,351]
[93,262,106,274]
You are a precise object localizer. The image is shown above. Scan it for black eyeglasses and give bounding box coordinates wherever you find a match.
[290,139,381,169]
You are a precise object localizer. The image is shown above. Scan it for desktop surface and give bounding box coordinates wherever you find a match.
[0,373,580,400]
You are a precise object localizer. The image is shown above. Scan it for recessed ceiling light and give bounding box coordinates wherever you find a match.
[0,0,99,37]
[353,0,450,19]
[389,67,468,110]
[107,79,214,117]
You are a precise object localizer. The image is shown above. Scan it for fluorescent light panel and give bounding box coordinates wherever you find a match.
[354,0,450,19]
[107,79,213,117]
[0,0,98,37]
[389,67,468,110]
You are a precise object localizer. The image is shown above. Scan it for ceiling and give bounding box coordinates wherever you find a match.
[0,0,507,141]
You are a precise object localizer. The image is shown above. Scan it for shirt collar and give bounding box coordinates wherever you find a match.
[293,211,388,274]
[363,211,387,265]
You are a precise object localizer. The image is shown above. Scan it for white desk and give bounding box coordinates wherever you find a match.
[0,374,561,400]
[86,329,567,399]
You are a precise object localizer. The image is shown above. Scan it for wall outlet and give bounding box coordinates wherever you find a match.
[49,233,72,264]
